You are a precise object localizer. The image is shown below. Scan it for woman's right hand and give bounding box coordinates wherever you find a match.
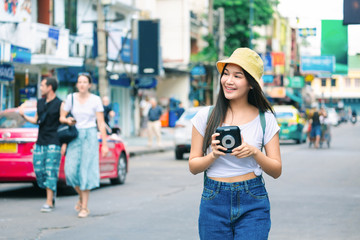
[210,133,226,159]
[66,117,77,126]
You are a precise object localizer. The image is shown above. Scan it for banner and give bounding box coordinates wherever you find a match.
[321,20,348,74]
[0,64,14,82]
[300,56,335,73]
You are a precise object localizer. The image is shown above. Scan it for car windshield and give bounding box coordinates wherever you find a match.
[182,110,200,120]
[276,112,294,119]
[0,111,38,129]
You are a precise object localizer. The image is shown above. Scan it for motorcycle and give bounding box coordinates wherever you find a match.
[351,115,357,124]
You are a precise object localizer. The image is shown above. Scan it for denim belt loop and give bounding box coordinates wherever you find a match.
[244,180,249,192]
[260,174,265,185]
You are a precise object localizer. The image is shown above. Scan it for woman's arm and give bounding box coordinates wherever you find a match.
[231,133,282,179]
[188,126,226,175]
[59,102,75,125]
[96,111,109,157]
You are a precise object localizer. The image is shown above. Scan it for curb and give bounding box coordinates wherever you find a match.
[129,146,175,157]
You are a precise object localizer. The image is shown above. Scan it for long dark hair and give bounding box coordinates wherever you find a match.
[202,63,274,153]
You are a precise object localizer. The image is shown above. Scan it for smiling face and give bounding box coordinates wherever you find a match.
[76,75,92,93]
[220,63,251,101]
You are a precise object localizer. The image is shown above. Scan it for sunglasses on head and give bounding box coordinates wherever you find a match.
[78,72,91,77]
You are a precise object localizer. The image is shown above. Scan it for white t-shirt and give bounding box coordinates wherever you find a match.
[63,93,104,129]
[140,99,151,117]
[191,106,280,177]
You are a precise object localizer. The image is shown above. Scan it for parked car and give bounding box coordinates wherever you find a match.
[273,105,306,144]
[0,106,129,186]
[174,106,205,160]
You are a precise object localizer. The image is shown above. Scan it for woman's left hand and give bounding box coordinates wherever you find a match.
[101,144,109,157]
[231,135,259,158]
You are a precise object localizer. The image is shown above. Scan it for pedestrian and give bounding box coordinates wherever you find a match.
[310,109,321,148]
[139,95,151,137]
[102,96,115,134]
[60,72,109,218]
[18,77,64,213]
[147,98,162,147]
[189,48,281,239]
[175,101,185,120]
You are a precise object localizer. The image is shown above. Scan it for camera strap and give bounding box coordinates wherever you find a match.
[203,107,266,182]
[259,110,266,152]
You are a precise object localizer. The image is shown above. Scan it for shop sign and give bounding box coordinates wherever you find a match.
[135,77,157,89]
[0,64,14,82]
[300,56,335,73]
[109,73,131,87]
[260,53,273,72]
[265,87,286,98]
[285,76,305,88]
[121,37,138,64]
[191,65,206,76]
[11,45,31,64]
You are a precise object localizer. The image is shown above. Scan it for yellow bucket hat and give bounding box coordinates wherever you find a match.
[216,48,264,83]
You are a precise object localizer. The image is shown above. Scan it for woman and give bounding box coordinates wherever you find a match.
[189,48,281,239]
[60,73,108,218]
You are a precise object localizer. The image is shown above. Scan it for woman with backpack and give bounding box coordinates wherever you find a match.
[189,48,282,239]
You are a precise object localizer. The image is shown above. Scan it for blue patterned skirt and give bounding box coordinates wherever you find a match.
[65,127,100,190]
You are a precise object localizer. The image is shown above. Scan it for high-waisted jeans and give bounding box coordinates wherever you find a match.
[199,175,271,240]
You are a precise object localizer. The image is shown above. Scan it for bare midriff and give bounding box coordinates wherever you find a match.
[209,172,257,183]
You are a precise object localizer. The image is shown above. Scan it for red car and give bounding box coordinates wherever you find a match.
[0,106,129,187]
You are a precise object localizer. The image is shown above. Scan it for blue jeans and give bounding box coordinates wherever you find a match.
[310,125,321,138]
[199,175,271,240]
[33,144,61,192]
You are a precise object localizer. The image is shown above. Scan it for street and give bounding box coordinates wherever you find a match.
[1,123,360,240]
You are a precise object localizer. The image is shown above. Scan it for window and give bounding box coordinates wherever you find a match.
[331,78,336,87]
[355,79,360,88]
[65,0,77,34]
[345,78,351,87]
[321,78,327,87]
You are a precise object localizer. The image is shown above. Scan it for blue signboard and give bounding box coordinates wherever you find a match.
[262,75,274,83]
[109,73,131,87]
[135,77,157,89]
[11,45,31,64]
[48,27,60,47]
[121,37,138,64]
[0,64,14,82]
[300,56,335,73]
[260,52,273,72]
[191,65,206,76]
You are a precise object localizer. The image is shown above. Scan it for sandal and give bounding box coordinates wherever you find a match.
[78,208,90,218]
[74,201,82,212]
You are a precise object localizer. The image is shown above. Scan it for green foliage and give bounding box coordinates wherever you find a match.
[192,0,278,63]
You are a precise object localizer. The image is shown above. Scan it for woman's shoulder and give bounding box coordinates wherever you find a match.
[197,105,212,117]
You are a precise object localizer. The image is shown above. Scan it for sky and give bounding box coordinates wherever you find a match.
[277,0,360,56]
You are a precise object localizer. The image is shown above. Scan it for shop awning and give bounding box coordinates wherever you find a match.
[286,89,303,103]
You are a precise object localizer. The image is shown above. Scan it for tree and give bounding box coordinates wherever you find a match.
[192,0,278,62]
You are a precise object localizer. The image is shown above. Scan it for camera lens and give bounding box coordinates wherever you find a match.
[222,135,235,148]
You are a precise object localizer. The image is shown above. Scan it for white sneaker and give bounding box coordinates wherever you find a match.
[40,204,54,212]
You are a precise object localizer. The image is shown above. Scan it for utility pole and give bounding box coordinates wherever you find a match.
[249,0,254,49]
[208,0,213,34]
[97,0,108,98]
[213,7,225,104]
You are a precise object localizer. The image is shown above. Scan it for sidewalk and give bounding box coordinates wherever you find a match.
[124,128,175,157]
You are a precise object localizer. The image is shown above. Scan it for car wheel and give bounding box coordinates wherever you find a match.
[175,149,183,160]
[110,152,127,185]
